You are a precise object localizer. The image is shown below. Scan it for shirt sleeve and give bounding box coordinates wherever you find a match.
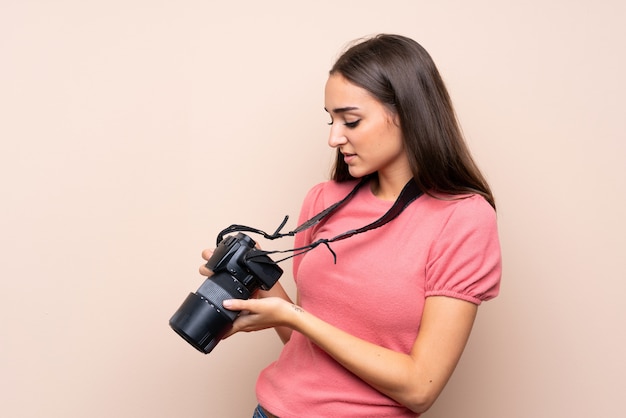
[425,195,502,305]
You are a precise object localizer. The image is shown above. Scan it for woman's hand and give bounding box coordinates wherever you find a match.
[221,297,298,338]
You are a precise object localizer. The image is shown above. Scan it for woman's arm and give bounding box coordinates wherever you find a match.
[222,295,477,414]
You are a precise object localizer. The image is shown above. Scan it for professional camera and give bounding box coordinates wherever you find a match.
[169,233,283,354]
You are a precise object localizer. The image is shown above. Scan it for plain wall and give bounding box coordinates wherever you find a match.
[1,1,624,417]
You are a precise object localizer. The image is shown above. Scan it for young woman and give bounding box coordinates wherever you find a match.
[200,34,501,418]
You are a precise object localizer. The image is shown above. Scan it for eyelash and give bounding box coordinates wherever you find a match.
[327,119,361,128]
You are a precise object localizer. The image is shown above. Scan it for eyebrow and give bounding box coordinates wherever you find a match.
[324,106,360,114]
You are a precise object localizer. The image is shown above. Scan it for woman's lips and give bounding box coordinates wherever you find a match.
[343,153,356,164]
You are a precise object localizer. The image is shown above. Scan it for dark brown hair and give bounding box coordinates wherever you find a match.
[329,34,495,209]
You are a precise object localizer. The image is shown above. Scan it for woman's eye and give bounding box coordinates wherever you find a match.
[326,118,360,128]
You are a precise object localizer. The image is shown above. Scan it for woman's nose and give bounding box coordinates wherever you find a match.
[328,125,347,148]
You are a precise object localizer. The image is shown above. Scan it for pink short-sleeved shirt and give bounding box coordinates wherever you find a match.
[256,180,501,417]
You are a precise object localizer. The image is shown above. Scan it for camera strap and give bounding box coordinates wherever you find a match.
[216,177,423,264]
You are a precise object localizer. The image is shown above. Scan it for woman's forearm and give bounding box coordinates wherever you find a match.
[286,305,428,411]
[257,283,294,344]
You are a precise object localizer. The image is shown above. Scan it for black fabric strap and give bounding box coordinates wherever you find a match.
[216,178,368,245]
[217,178,423,264]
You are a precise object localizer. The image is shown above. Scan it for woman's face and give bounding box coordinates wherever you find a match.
[324,73,410,184]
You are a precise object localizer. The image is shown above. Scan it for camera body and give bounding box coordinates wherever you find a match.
[169,233,283,354]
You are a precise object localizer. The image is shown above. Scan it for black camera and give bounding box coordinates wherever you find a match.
[169,233,283,354]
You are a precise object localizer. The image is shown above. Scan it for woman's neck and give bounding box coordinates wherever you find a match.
[370,172,413,201]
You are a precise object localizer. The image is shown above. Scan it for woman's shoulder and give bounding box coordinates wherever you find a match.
[303,179,360,208]
[423,191,494,211]
[411,194,497,232]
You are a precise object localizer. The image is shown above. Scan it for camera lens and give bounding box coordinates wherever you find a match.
[169,292,232,354]
[169,270,254,353]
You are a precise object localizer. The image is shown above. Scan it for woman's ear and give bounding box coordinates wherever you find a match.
[389,110,401,128]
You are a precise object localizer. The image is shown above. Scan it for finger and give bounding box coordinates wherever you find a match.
[199,264,214,277]
[222,298,253,312]
[201,248,214,261]
[222,314,255,339]
[199,248,216,276]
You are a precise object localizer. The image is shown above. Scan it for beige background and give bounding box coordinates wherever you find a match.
[1,1,625,417]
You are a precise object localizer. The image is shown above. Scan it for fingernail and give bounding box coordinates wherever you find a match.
[222,300,233,308]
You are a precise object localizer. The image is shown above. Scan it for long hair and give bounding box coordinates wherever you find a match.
[329,34,495,209]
